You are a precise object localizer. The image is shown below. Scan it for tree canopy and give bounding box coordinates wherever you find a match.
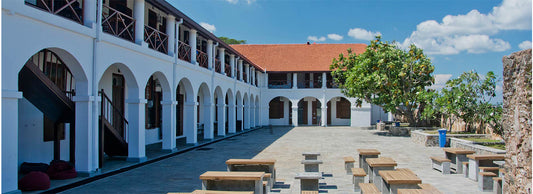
[330,36,435,126]
[219,37,246,45]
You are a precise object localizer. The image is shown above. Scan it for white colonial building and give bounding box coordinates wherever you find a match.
[1,0,388,193]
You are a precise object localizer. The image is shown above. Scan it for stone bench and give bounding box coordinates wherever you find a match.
[351,168,366,192]
[397,183,443,194]
[359,183,380,194]
[467,154,505,181]
[357,149,381,174]
[301,160,323,172]
[430,157,451,174]
[344,156,356,175]
[479,172,498,192]
[302,152,320,160]
[295,172,322,192]
[226,159,276,190]
[199,171,265,194]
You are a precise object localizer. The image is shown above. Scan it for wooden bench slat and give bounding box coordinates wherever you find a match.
[366,157,397,167]
[466,154,505,160]
[357,149,381,155]
[379,170,422,184]
[430,156,451,162]
[301,191,319,194]
[344,156,356,163]
[462,162,469,165]
[351,168,366,176]
[359,183,380,193]
[226,159,276,165]
[192,190,254,194]
[199,171,265,181]
[493,177,503,181]
[418,183,443,194]
[479,172,498,177]
[442,148,476,155]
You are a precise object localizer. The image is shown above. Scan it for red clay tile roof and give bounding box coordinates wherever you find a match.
[231,43,366,72]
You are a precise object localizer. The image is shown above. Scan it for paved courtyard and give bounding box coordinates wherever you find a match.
[60,126,483,193]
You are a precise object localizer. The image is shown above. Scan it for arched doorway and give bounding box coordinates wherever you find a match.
[268,96,292,126]
[214,86,225,137]
[144,72,172,150]
[326,97,351,126]
[18,49,78,165]
[297,97,322,126]
[197,83,212,140]
[235,91,243,132]
[176,78,195,144]
[226,89,235,133]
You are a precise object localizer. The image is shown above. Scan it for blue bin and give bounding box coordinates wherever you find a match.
[438,129,447,147]
[395,122,400,127]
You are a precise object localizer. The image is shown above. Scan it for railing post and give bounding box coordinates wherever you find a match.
[189,29,197,65]
[219,48,226,75]
[166,15,176,56]
[229,54,235,78]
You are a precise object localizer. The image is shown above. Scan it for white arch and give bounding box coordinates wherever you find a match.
[197,83,213,139]
[226,88,236,133]
[177,78,196,144]
[214,86,225,136]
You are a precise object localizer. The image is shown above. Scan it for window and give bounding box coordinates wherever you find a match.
[269,97,284,119]
[336,98,350,119]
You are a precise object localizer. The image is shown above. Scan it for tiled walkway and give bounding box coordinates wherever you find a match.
[60,126,483,193]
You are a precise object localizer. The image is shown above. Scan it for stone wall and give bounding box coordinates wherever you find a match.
[502,49,532,193]
[410,130,488,147]
[449,138,505,155]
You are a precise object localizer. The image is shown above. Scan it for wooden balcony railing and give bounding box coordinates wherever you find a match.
[225,63,231,77]
[268,80,292,89]
[215,59,222,73]
[25,0,84,24]
[197,50,208,68]
[102,4,135,42]
[144,25,168,54]
[178,41,191,62]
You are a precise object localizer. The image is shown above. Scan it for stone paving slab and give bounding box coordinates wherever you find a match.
[60,126,483,194]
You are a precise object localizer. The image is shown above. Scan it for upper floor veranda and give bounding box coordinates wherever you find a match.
[6,0,262,87]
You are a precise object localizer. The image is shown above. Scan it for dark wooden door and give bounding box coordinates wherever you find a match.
[312,100,318,125]
[299,100,307,125]
[112,74,125,136]
[327,101,331,125]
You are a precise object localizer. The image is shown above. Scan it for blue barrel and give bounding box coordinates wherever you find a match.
[438,129,447,147]
[395,122,400,127]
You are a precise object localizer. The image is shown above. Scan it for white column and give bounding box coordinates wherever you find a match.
[166,16,176,56]
[291,105,299,127]
[126,98,147,162]
[264,72,268,88]
[204,102,214,139]
[207,40,214,69]
[250,105,255,128]
[217,104,226,136]
[72,96,97,175]
[292,73,297,89]
[322,72,327,88]
[238,60,243,81]
[133,0,145,45]
[321,104,327,127]
[245,64,250,83]
[252,68,256,86]
[189,29,197,65]
[174,21,181,57]
[219,48,226,74]
[2,91,22,193]
[83,0,97,27]
[161,100,177,152]
[228,104,236,133]
[229,54,235,78]
[184,101,197,144]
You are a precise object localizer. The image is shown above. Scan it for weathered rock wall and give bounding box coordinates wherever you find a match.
[502,49,532,193]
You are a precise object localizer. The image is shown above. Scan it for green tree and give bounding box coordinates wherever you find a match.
[219,37,246,44]
[330,36,435,126]
[437,71,501,134]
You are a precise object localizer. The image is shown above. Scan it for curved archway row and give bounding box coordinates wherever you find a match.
[9,47,261,178]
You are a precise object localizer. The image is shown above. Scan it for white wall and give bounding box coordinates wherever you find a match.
[18,99,70,166]
[371,104,389,125]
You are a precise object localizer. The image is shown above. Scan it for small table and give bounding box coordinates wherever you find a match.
[367,157,397,191]
[226,159,276,189]
[379,169,422,194]
[199,171,265,194]
[466,154,505,181]
[358,149,381,174]
[443,148,475,174]
[295,172,322,191]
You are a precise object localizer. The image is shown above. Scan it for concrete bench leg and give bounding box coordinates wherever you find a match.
[493,179,502,194]
[431,160,450,174]
[479,174,494,192]
[353,176,364,192]
[345,162,354,175]
[304,164,320,172]
[300,179,319,191]
[463,163,469,178]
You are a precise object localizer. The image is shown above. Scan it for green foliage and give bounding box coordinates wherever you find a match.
[434,71,502,134]
[330,36,435,126]
[219,36,246,44]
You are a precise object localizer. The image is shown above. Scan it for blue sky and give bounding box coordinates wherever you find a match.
[168,0,532,102]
